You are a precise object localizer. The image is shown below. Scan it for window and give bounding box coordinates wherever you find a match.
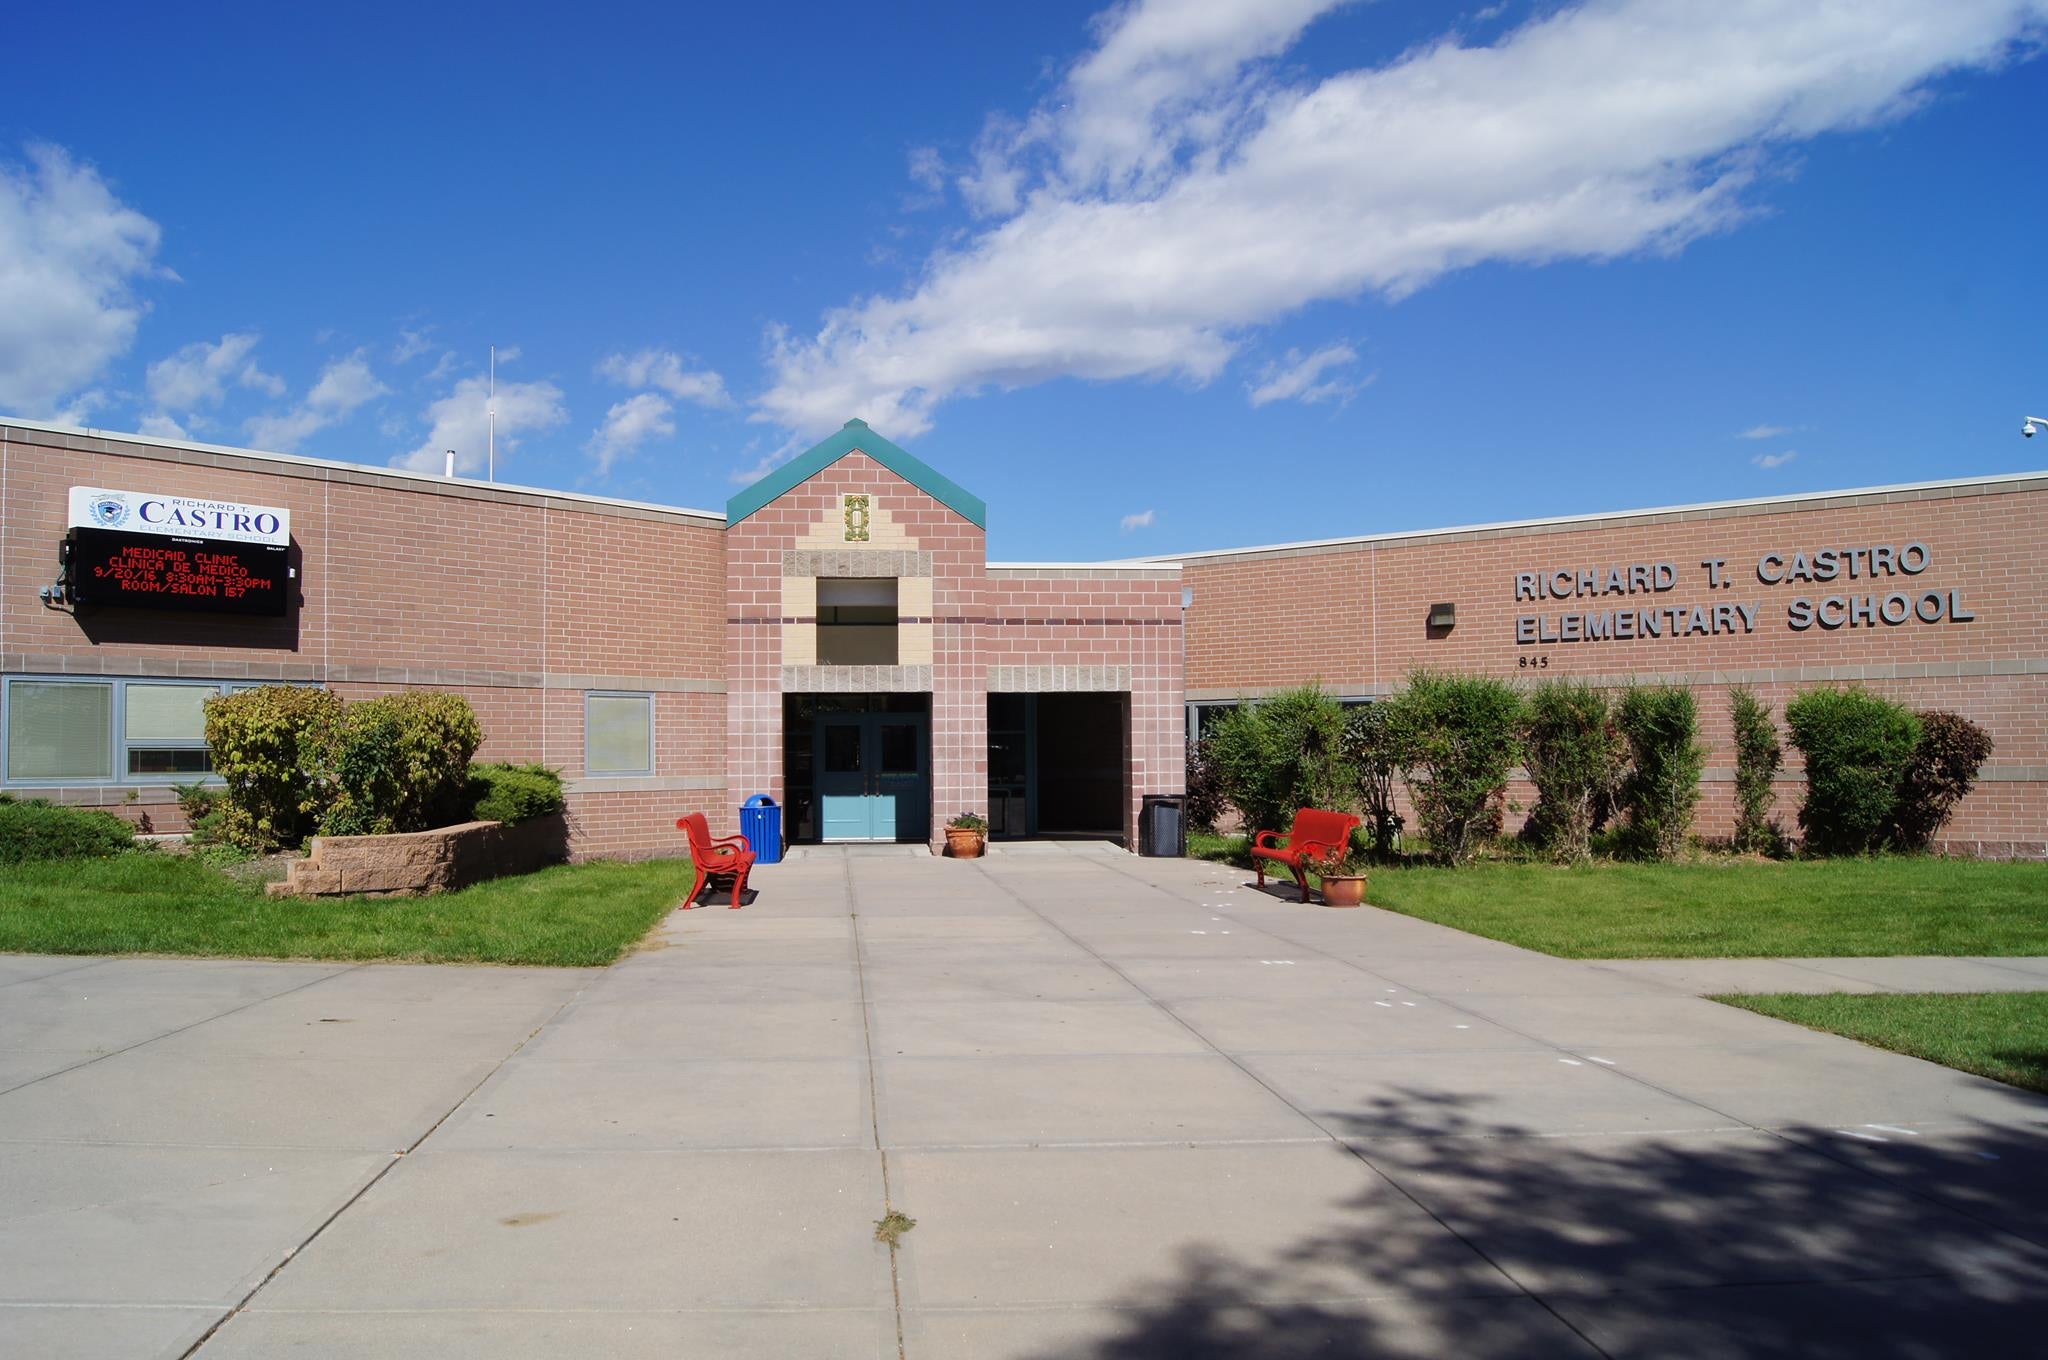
[586,692,653,776]
[2,677,317,785]
[817,577,898,665]
[123,683,217,776]
[6,681,113,781]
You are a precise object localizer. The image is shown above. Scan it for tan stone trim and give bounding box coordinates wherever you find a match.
[782,549,933,577]
[782,664,934,692]
[1186,656,2048,703]
[1,655,725,693]
[565,775,726,794]
[2,422,725,526]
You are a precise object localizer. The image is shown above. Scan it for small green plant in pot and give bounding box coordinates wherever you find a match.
[944,812,988,858]
[1316,846,1368,908]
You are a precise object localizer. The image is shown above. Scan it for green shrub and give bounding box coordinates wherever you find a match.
[1208,686,1355,839]
[0,799,136,864]
[468,762,566,825]
[1383,670,1524,866]
[1889,710,1994,851]
[1728,686,1783,855]
[1521,680,1626,864]
[1183,736,1226,834]
[1784,687,1921,855]
[1342,702,1403,858]
[204,686,345,850]
[312,691,482,836]
[1615,685,1705,860]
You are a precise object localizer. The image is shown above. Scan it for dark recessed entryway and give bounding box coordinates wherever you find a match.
[988,692,1129,841]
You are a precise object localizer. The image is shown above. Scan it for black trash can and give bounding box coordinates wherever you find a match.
[1139,795,1186,857]
[740,794,783,864]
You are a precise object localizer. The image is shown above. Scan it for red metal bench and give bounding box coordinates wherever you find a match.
[676,812,755,910]
[1250,807,1362,903]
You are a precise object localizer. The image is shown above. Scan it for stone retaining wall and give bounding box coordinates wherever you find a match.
[268,813,568,897]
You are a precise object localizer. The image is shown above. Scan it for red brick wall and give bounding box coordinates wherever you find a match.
[1181,476,2048,856]
[1,425,727,860]
[983,569,1186,843]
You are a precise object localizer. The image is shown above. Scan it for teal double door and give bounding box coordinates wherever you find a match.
[816,712,929,843]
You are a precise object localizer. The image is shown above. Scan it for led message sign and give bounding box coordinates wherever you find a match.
[66,527,291,616]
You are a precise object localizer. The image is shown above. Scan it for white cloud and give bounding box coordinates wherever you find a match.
[598,349,731,409]
[393,328,434,363]
[1247,343,1370,407]
[761,0,2048,439]
[51,388,109,426]
[396,371,567,475]
[586,391,676,473]
[147,332,282,411]
[245,350,390,451]
[137,412,188,439]
[1752,449,1798,469]
[1737,423,1791,440]
[909,146,946,191]
[1120,508,1157,532]
[0,144,164,417]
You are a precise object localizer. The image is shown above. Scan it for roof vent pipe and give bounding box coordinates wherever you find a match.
[444,449,456,479]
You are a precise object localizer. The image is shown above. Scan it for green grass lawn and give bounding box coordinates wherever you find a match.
[1717,992,2048,1095]
[1190,833,2048,959]
[0,852,694,966]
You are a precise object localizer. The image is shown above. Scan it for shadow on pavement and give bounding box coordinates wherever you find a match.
[1024,1090,2048,1359]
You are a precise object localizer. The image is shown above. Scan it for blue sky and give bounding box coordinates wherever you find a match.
[4,0,2045,558]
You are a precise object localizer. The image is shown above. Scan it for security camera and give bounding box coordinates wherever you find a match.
[2030,423,2039,438]
[2026,417,2048,439]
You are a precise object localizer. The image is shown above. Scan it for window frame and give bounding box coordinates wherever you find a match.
[583,690,655,778]
[1,676,319,787]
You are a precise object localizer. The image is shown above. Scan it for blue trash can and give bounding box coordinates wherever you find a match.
[740,794,783,864]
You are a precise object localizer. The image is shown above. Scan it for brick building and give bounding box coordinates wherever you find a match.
[1168,470,2047,859]
[1,416,2041,859]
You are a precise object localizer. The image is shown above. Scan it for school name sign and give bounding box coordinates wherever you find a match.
[1512,541,1975,647]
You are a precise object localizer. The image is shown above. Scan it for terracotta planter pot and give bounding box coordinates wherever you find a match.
[945,829,986,859]
[1320,875,1367,907]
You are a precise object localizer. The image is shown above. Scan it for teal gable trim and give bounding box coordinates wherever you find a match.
[726,420,987,529]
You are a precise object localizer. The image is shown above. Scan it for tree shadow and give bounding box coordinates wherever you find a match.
[1022,1089,2048,1359]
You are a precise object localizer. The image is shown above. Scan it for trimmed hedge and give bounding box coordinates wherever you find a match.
[1615,685,1705,860]
[1785,687,1921,855]
[0,797,136,864]
[313,691,482,836]
[1521,680,1625,865]
[203,686,345,850]
[1209,686,1354,841]
[1385,670,1524,866]
[469,762,566,826]
[1343,702,1403,858]
[1728,686,1783,855]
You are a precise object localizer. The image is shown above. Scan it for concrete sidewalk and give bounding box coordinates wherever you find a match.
[7,849,2047,1358]
[0,955,594,1359]
[181,846,2048,1358]
[1592,954,2048,995]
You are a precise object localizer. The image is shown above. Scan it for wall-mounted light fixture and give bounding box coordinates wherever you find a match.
[1427,602,1457,630]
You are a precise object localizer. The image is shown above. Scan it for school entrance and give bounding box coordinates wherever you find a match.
[782,695,931,845]
[987,692,1130,841]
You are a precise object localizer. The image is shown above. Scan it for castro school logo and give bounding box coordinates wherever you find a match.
[88,494,129,529]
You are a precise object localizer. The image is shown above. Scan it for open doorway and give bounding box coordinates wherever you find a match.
[987,692,1129,841]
